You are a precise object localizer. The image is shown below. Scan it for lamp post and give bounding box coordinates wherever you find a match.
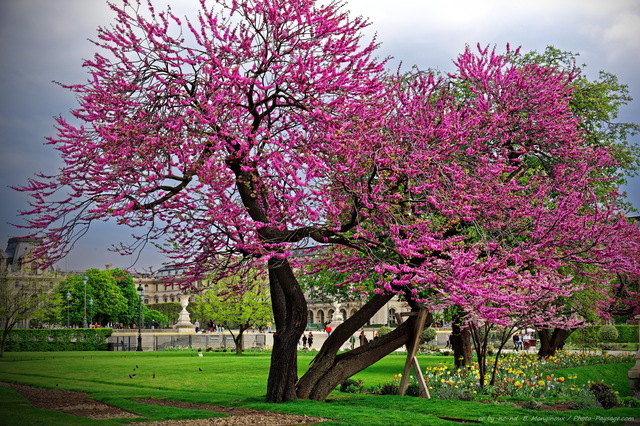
[89,298,94,326]
[136,284,145,351]
[66,291,71,328]
[82,274,88,328]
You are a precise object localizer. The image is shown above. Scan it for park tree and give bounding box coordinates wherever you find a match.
[110,269,142,326]
[0,271,60,357]
[60,270,128,326]
[17,0,640,403]
[196,271,273,354]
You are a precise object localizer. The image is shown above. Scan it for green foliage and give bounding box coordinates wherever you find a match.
[110,269,140,326]
[375,381,399,395]
[570,387,602,410]
[59,269,129,326]
[614,325,639,343]
[377,326,392,337]
[196,274,273,332]
[598,325,619,342]
[147,302,182,324]
[339,378,363,393]
[5,328,112,352]
[566,325,638,344]
[144,309,169,328]
[421,327,437,343]
[590,382,619,409]
[570,327,599,348]
[521,400,543,410]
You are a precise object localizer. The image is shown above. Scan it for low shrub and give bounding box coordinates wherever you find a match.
[521,400,543,410]
[377,326,393,337]
[590,382,618,409]
[599,342,623,351]
[598,325,619,343]
[570,388,601,410]
[6,328,112,352]
[339,378,363,393]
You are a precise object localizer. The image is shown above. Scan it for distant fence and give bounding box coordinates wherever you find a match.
[106,332,267,351]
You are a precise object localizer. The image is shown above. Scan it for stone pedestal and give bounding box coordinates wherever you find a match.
[629,316,640,399]
[174,294,196,334]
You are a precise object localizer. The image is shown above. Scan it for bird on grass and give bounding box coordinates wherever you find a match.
[198,368,203,371]
[152,373,155,379]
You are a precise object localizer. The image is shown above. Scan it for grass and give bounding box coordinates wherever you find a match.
[0,350,638,425]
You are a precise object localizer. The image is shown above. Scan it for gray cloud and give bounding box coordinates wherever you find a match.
[1,0,638,271]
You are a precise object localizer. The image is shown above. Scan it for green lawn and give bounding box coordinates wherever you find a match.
[0,351,637,425]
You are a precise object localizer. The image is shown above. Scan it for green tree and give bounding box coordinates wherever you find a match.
[109,269,140,326]
[0,271,59,356]
[60,269,128,327]
[197,273,273,355]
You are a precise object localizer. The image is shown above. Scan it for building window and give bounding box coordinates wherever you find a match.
[308,311,314,324]
[388,309,397,324]
[341,309,347,320]
[318,310,325,324]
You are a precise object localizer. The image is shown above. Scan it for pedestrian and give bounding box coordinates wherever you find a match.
[513,333,522,351]
[325,325,332,336]
[194,320,200,333]
[302,334,307,348]
[307,332,314,348]
[358,330,368,346]
[349,335,356,350]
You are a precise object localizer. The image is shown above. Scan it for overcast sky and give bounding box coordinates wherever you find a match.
[1,0,638,272]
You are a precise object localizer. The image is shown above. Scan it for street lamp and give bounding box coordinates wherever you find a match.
[82,274,88,328]
[136,284,145,351]
[89,298,94,326]
[66,291,71,328]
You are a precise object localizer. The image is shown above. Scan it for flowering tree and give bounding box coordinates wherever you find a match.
[17,0,640,402]
[293,46,640,399]
[18,0,385,402]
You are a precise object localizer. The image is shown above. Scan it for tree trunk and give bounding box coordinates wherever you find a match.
[296,294,432,401]
[265,258,307,403]
[235,327,246,355]
[452,317,472,368]
[537,328,573,358]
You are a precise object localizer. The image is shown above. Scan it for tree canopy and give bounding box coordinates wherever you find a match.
[17,0,640,402]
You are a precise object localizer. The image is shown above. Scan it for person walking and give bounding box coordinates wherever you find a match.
[513,333,522,351]
[307,332,314,349]
[359,330,368,347]
[302,334,307,348]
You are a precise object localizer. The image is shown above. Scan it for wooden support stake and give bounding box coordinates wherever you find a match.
[395,310,430,398]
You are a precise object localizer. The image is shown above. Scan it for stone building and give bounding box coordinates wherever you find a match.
[132,266,202,306]
[1,237,65,328]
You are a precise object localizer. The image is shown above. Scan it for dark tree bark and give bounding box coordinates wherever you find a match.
[266,258,307,402]
[537,327,573,358]
[452,316,472,368]
[227,325,248,355]
[296,294,432,401]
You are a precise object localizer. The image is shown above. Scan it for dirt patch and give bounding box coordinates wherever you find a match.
[2,382,329,425]
[133,399,329,425]
[1,382,140,420]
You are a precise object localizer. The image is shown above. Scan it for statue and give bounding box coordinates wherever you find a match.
[174,294,196,333]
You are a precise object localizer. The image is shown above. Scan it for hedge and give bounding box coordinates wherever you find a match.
[5,328,113,352]
[566,325,638,344]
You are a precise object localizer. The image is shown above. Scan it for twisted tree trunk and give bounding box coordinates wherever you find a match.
[296,294,432,401]
[266,258,307,402]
